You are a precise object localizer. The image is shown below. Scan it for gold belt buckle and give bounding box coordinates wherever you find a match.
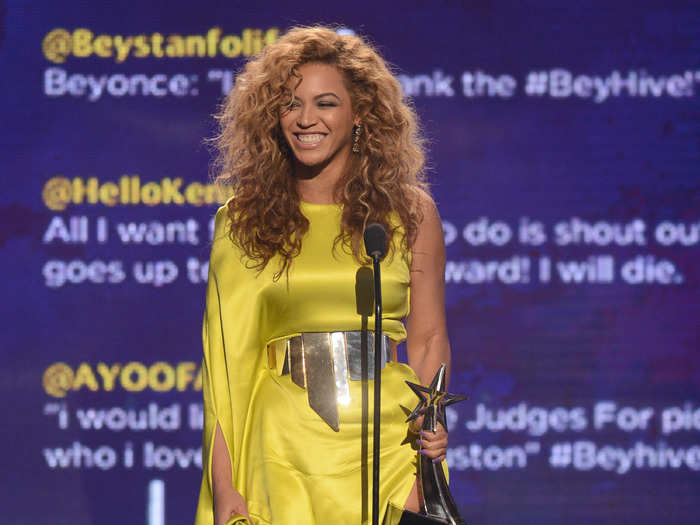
[266,331,395,431]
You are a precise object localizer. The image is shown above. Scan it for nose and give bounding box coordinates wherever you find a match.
[296,104,317,128]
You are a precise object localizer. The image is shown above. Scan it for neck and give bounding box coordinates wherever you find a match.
[297,182,337,204]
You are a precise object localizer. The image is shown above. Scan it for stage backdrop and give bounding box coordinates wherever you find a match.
[1,2,698,524]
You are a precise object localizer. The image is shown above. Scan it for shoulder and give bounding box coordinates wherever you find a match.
[409,187,441,235]
[400,185,436,218]
[212,203,232,243]
[408,188,445,267]
[209,202,239,270]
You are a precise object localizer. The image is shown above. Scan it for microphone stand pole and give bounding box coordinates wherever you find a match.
[371,251,383,525]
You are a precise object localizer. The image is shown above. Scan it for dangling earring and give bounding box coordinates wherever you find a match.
[352,124,362,154]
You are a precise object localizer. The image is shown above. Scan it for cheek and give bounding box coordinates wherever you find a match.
[279,121,295,142]
[279,114,292,130]
[279,107,298,127]
[329,115,354,139]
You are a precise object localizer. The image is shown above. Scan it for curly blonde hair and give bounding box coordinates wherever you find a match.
[212,25,428,279]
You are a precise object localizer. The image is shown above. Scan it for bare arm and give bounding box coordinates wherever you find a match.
[212,424,250,525]
[405,191,451,388]
[204,208,251,525]
[404,191,451,463]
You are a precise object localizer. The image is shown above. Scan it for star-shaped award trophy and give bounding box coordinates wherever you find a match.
[400,364,467,525]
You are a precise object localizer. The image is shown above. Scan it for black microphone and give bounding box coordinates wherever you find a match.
[363,222,387,260]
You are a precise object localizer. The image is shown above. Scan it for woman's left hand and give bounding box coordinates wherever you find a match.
[412,415,448,463]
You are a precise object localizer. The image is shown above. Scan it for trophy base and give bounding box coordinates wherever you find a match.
[398,510,449,525]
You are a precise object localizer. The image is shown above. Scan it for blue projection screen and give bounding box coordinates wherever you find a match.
[1,2,698,524]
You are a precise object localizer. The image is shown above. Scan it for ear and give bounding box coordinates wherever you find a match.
[353,109,365,127]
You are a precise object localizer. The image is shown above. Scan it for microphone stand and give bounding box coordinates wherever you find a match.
[364,222,386,525]
[364,223,468,525]
[370,247,383,525]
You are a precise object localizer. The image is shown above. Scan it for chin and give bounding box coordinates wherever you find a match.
[294,151,329,167]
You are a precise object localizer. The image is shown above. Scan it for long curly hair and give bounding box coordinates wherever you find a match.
[212,25,428,279]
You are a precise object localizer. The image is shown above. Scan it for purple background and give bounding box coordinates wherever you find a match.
[1,1,698,524]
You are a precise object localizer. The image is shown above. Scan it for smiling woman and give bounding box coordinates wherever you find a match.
[195,25,453,525]
[211,26,430,280]
[279,62,358,187]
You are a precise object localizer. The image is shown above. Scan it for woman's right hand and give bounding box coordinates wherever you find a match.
[212,424,251,524]
[215,488,251,525]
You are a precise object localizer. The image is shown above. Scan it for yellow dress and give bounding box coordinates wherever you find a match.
[194,202,426,525]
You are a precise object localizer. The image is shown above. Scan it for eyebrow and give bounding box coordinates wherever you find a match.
[293,92,342,101]
[315,92,341,100]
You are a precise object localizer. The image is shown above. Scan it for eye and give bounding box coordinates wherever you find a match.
[318,101,338,107]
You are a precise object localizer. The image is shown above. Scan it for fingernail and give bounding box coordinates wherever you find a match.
[415,439,423,447]
[432,457,442,463]
[419,449,428,456]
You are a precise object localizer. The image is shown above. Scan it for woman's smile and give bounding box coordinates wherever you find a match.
[294,132,327,147]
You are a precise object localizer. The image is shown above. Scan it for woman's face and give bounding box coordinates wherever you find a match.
[280,62,356,172]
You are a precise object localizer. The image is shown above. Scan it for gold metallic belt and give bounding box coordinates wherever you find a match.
[267,331,396,431]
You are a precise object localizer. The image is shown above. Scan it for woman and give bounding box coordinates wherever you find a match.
[195,26,451,525]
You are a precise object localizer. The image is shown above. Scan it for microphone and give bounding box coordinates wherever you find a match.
[363,222,387,260]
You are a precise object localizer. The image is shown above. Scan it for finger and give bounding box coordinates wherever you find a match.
[416,437,446,451]
[418,438,447,451]
[417,445,447,460]
[418,434,447,447]
[419,430,447,443]
[419,447,446,460]
[423,437,447,448]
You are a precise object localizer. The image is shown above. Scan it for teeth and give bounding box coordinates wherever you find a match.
[297,134,324,144]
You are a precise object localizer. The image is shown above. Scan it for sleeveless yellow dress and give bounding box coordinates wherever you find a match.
[194,202,429,525]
